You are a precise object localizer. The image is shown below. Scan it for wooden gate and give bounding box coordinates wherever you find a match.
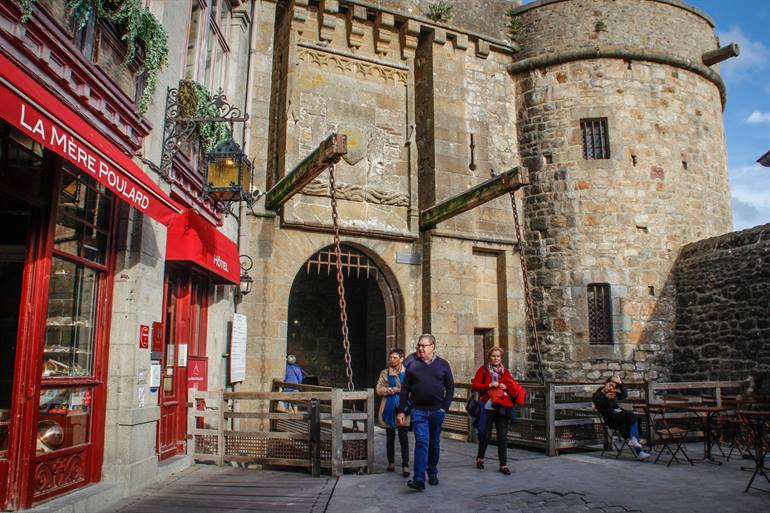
[187,385,374,476]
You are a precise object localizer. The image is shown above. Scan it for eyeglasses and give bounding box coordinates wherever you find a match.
[416,343,433,348]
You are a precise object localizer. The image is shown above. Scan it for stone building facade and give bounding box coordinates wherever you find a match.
[239,0,733,389]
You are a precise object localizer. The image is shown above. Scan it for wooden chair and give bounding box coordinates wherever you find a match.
[596,413,642,460]
[649,405,693,467]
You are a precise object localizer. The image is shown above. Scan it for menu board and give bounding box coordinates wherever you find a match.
[229,313,247,383]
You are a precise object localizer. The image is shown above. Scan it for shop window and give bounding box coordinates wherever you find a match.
[587,283,613,345]
[54,164,111,265]
[37,386,92,453]
[43,258,98,378]
[580,118,610,160]
[39,163,113,455]
[185,0,231,91]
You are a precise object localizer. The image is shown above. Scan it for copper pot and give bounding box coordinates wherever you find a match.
[37,420,64,450]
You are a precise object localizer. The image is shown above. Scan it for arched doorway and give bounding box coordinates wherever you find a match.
[287,244,401,389]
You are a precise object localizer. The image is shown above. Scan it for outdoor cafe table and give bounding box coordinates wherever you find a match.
[688,405,726,464]
[740,410,770,493]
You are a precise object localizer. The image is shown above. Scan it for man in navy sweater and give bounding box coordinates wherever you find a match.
[396,334,455,491]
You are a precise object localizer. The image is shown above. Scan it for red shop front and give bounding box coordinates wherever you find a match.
[0,53,180,509]
[158,209,239,460]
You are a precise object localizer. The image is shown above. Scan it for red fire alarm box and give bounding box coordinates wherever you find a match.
[139,325,149,348]
[151,321,163,353]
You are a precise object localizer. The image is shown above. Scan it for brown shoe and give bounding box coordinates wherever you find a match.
[476,458,484,469]
[499,466,511,475]
[402,467,410,477]
[387,463,395,472]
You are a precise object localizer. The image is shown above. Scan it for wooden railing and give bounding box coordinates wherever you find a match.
[187,384,375,476]
[446,380,749,456]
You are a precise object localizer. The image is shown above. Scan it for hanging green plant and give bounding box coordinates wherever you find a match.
[178,80,232,153]
[426,1,454,24]
[16,0,168,116]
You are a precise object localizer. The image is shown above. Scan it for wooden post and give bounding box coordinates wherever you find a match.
[544,383,556,457]
[264,133,347,210]
[331,388,344,477]
[217,390,226,466]
[715,386,722,408]
[419,167,529,230]
[310,399,321,477]
[365,388,375,474]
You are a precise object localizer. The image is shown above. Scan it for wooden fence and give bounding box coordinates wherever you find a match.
[187,384,375,476]
[445,379,749,456]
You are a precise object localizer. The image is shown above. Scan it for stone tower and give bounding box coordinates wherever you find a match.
[508,0,733,381]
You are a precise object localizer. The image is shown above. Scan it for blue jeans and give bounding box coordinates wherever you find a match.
[411,408,445,483]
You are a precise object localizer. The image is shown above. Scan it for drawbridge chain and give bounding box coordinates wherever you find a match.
[328,164,355,392]
[509,191,545,384]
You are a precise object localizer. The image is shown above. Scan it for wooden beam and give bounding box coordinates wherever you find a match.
[419,166,529,230]
[264,133,347,211]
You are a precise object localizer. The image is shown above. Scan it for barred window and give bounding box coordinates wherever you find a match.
[587,283,613,345]
[580,118,610,160]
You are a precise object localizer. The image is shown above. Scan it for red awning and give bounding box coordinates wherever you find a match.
[166,209,240,284]
[0,52,181,225]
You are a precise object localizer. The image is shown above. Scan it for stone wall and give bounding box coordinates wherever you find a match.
[671,224,770,382]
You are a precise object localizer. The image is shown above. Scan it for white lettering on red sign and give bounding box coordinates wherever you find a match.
[213,255,229,273]
[19,103,151,211]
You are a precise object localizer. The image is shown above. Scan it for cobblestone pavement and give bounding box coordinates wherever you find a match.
[99,430,769,513]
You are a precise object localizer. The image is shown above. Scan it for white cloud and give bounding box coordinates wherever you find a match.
[717,26,770,82]
[747,111,770,124]
[730,163,770,230]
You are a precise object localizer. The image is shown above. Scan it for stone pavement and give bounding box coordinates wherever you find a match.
[97,430,769,513]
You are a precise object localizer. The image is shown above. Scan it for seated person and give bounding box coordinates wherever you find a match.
[593,376,650,459]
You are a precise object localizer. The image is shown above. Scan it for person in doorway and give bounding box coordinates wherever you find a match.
[283,354,304,413]
[397,334,455,491]
[471,346,525,475]
[376,347,410,477]
[592,376,650,459]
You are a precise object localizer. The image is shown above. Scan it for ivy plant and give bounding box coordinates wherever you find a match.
[178,80,231,153]
[17,0,168,116]
[426,1,454,24]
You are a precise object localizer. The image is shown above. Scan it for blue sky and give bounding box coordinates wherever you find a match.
[515,0,770,230]
[690,0,770,230]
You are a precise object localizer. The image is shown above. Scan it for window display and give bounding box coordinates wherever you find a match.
[37,387,91,453]
[42,259,97,378]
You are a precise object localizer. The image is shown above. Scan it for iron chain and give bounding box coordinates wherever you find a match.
[329,165,355,392]
[510,191,545,384]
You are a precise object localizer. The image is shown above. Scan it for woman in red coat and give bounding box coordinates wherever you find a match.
[471,346,525,475]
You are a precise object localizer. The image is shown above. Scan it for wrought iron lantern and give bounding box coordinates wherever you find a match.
[239,255,254,296]
[204,138,253,203]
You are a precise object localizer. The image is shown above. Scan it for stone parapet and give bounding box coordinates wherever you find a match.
[510,0,718,64]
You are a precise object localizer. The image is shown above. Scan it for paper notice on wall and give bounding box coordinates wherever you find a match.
[230,313,247,383]
[178,344,188,367]
[150,362,161,390]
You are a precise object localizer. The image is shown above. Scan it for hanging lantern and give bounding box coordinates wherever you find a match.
[204,138,252,202]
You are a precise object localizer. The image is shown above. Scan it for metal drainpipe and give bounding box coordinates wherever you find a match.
[230,0,260,411]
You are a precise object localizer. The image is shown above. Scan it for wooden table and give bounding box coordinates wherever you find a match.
[689,405,726,464]
[740,410,770,493]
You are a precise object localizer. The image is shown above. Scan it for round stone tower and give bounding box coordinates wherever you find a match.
[508,0,733,381]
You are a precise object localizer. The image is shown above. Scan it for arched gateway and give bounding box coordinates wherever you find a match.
[287,244,402,389]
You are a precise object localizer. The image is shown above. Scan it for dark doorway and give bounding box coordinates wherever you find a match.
[287,245,390,390]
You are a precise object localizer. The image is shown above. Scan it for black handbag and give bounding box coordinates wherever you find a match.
[465,392,480,417]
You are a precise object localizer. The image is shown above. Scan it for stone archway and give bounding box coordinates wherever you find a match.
[287,244,402,389]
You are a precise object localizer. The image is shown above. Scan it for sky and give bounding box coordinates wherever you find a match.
[514,0,770,231]
[690,0,770,230]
